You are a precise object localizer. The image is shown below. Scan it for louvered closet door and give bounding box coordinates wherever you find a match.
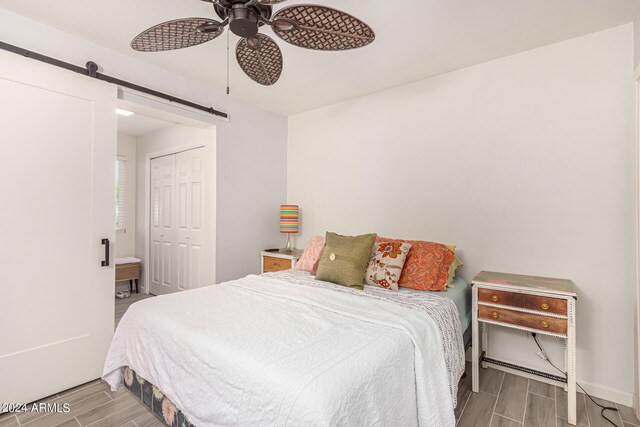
[149,155,177,295]
[176,148,206,291]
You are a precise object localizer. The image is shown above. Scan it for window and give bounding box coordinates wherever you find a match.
[116,156,127,231]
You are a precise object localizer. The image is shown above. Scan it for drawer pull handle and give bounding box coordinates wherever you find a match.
[541,303,550,311]
[491,311,499,319]
[541,321,549,329]
[491,295,499,302]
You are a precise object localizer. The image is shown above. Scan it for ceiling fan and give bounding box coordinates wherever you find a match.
[131,0,375,86]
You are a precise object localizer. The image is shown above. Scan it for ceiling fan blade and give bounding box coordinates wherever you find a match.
[236,34,283,86]
[271,5,375,51]
[131,18,224,52]
[256,0,288,4]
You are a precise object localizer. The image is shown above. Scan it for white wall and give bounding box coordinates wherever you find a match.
[115,133,136,258]
[135,125,216,290]
[288,24,636,404]
[634,16,640,72]
[633,16,640,417]
[216,102,288,281]
[0,9,287,283]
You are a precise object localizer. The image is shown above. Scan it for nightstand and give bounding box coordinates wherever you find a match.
[115,257,141,294]
[260,250,303,273]
[471,271,577,425]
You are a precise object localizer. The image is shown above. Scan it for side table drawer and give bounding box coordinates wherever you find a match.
[478,305,567,335]
[263,256,292,273]
[478,288,567,315]
[116,263,140,281]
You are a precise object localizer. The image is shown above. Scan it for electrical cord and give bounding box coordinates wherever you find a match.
[531,333,620,426]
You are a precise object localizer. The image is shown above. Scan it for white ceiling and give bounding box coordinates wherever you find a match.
[117,111,172,137]
[2,0,639,115]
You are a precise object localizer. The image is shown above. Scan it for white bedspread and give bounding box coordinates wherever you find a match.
[103,271,464,427]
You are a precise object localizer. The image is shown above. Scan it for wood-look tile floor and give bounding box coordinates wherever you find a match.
[0,379,162,427]
[455,363,640,427]
[2,293,637,427]
[0,294,158,427]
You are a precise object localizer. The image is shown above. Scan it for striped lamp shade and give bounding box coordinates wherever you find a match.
[280,205,299,234]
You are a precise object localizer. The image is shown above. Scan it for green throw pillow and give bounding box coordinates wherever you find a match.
[315,232,377,290]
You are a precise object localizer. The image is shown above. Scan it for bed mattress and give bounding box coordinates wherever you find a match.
[103,270,465,426]
[448,276,472,332]
[400,276,472,334]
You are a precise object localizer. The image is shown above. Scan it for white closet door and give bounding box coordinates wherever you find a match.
[149,155,177,295]
[0,51,117,404]
[149,148,206,295]
[176,147,206,291]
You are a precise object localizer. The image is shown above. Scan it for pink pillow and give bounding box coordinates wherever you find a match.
[295,236,325,271]
[310,258,321,276]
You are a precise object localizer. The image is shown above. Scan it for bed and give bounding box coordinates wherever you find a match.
[103,269,470,427]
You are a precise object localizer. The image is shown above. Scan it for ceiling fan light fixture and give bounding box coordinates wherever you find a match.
[272,17,298,32]
[196,21,221,34]
[246,36,262,50]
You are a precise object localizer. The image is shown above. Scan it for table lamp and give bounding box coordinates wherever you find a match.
[280,204,299,253]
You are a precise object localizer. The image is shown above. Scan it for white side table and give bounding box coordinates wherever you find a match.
[471,271,577,425]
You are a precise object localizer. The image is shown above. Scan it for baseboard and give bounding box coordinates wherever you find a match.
[576,380,634,408]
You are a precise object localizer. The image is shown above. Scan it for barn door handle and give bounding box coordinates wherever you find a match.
[101,238,110,267]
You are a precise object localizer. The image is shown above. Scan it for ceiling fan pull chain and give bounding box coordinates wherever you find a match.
[226,29,230,95]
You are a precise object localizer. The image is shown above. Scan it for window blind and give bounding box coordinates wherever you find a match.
[116,156,127,231]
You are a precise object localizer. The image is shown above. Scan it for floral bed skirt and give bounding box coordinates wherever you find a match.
[123,366,195,427]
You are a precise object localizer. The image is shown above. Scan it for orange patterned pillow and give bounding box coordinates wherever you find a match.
[376,237,456,291]
[295,236,325,271]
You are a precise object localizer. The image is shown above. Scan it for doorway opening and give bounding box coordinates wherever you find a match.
[115,97,216,323]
